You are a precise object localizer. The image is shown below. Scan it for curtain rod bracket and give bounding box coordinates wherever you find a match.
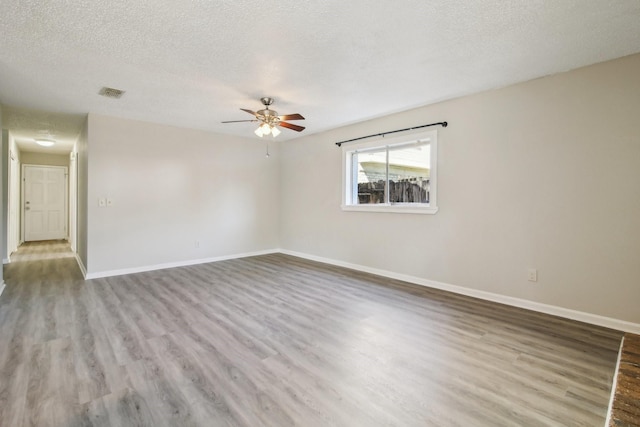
[335,121,448,147]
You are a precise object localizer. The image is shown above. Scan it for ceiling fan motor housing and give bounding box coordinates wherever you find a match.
[258,102,280,125]
[222,97,305,132]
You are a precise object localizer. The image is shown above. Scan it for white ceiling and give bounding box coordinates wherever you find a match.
[3,107,86,154]
[2,1,640,154]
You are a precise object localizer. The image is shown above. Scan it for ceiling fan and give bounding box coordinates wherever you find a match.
[222,97,305,137]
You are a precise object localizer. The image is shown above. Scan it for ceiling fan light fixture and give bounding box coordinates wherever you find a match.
[223,98,305,137]
[260,122,272,136]
[35,138,56,147]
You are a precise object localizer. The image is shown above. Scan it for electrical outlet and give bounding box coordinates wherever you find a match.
[106,198,113,207]
[98,198,106,207]
[528,268,538,282]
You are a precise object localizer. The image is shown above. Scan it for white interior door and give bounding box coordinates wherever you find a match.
[23,165,68,242]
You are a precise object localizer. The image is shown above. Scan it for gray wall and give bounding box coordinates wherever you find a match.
[279,53,640,325]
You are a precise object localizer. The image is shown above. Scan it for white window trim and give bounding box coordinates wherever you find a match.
[341,129,438,214]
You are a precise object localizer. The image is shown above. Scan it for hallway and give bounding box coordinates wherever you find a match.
[9,240,75,262]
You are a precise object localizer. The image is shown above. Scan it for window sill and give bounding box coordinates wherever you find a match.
[341,204,439,214]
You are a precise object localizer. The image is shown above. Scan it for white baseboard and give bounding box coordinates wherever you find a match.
[75,253,88,278]
[85,249,280,280]
[3,258,9,264]
[279,249,640,334]
[0,281,5,298]
[75,246,640,333]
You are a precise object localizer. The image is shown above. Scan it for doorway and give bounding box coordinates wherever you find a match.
[22,165,68,242]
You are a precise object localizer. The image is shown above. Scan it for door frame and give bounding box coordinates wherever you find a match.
[69,151,77,252]
[7,147,21,257]
[21,164,69,242]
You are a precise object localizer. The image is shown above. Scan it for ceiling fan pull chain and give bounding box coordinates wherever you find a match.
[266,143,270,158]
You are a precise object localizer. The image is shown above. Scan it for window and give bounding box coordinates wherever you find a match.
[342,129,438,214]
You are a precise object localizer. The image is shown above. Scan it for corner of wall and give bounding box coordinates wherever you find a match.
[0,105,4,285]
[76,116,89,272]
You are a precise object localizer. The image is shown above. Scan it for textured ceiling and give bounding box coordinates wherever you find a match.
[1,0,640,153]
[3,107,86,154]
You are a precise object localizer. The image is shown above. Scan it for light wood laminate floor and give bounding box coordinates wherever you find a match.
[0,242,624,426]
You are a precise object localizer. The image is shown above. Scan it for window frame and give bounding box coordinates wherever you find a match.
[341,129,438,214]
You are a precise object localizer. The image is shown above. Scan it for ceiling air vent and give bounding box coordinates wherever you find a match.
[99,86,125,99]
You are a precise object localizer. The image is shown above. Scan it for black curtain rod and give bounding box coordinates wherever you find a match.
[335,121,448,147]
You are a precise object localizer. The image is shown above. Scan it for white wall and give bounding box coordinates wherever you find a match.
[1,129,7,263]
[6,132,20,256]
[69,149,77,253]
[86,114,280,275]
[20,151,69,167]
[76,118,89,273]
[280,53,640,325]
[0,106,3,287]
[0,127,9,264]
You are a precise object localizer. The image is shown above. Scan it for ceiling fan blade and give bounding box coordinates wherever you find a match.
[279,122,305,132]
[221,119,259,123]
[279,113,305,121]
[240,108,258,117]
